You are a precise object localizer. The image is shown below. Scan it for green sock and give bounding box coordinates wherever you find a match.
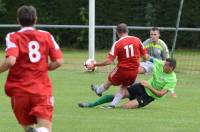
[88,94,114,107]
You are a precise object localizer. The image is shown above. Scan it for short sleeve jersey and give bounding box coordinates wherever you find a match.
[108,36,146,70]
[145,59,177,99]
[143,38,169,60]
[5,27,63,97]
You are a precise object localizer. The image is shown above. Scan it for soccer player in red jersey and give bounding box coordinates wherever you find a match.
[87,23,148,108]
[0,5,63,132]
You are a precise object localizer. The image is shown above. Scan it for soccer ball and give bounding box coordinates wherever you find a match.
[84,58,96,71]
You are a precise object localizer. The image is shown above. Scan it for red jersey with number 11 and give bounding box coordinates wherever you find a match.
[5,27,63,97]
[108,35,146,70]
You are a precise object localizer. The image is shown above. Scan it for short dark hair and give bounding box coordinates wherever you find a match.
[116,23,128,34]
[150,27,160,34]
[17,5,37,26]
[166,58,176,70]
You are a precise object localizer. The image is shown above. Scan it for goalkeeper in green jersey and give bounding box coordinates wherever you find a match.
[139,27,169,74]
[78,58,177,109]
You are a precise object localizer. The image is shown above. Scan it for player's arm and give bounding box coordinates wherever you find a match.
[142,54,149,62]
[161,49,169,60]
[87,55,113,70]
[171,92,177,98]
[0,56,16,73]
[93,43,116,67]
[161,41,169,60]
[48,58,63,71]
[94,58,113,67]
[140,47,150,62]
[140,80,168,97]
[2,33,18,73]
[48,34,63,71]
[140,38,149,62]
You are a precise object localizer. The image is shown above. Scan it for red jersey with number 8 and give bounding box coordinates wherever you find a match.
[108,36,146,70]
[5,27,63,97]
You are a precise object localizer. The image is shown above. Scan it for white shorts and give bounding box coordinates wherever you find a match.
[140,61,154,73]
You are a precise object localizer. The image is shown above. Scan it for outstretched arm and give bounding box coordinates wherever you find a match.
[87,58,113,70]
[94,58,113,67]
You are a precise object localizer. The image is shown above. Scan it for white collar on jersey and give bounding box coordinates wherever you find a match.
[18,27,35,32]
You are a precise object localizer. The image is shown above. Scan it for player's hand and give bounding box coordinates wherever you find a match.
[86,63,95,70]
[140,80,149,88]
[171,92,177,98]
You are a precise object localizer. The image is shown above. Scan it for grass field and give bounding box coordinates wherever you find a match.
[0,49,200,132]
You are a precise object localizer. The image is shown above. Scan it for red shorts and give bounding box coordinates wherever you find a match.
[11,95,54,125]
[108,67,138,87]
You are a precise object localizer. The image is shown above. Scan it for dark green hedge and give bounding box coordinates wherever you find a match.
[0,0,199,49]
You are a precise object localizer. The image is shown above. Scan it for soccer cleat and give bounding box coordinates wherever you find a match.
[102,105,115,109]
[26,127,37,132]
[78,102,91,108]
[91,84,102,96]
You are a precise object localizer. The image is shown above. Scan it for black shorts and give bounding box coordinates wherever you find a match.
[128,83,154,107]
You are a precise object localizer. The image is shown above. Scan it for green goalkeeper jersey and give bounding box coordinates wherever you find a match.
[145,59,177,99]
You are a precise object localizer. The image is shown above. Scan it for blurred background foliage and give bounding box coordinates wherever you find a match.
[0,0,199,49]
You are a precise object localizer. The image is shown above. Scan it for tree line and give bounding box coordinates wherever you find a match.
[0,0,199,49]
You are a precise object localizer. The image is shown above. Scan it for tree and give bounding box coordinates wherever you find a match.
[0,0,6,16]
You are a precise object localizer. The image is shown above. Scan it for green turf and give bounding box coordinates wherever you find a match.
[0,49,199,132]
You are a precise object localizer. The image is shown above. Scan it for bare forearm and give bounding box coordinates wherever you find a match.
[0,56,16,73]
[146,85,167,97]
[95,59,112,67]
[146,85,162,96]
[48,59,63,71]
[142,54,149,62]
[0,61,10,73]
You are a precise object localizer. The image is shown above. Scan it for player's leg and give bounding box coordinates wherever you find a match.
[26,96,53,132]
[109,86,127,107]
[91,67,121,96]
[121,99,139,109]
[91,80,112,96]
[36,118,51,132]
[139,61,153,74]
[10,96,37,132]
[107,69,138,107]
[23,118,51,132]
[121,84,140,109]
[123,87,130,98]
[91,67,120,96]
[78,94,114,108]
[122,83,154,109]
[23,125,35,132]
